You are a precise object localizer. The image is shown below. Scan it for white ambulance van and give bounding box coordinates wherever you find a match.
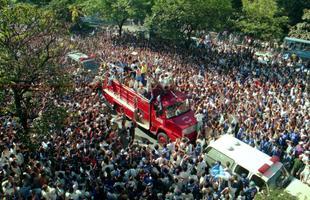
[67,51,99,73]
[205,135,310,200]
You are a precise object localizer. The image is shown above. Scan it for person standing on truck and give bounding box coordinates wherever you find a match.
[134,66,142,83]
[140,61,148,86]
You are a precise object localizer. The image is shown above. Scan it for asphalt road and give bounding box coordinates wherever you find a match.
[114,117,158,146]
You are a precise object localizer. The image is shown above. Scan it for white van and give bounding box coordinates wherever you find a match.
[205,135,310,199]
[67,51,99,73]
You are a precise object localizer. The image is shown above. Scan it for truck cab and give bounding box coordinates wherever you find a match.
[102,76,197,144]
[205,135,310,199]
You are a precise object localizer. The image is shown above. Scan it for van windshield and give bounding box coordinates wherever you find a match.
[83,60,99,72]
[268,166,290,188]
[166,101,190,118]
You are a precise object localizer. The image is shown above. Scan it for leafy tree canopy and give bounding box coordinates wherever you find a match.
[235,0,288,40]
[146,0,232,42]
[79,0,153,36]
[277,0,310,26]
[0,3,71,132]
[289,9,310,40]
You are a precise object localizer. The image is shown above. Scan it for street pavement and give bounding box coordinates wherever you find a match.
[113,115,158,146]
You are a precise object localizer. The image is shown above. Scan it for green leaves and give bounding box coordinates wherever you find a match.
[146,0,232,42]
[79,0,144,36]
[289,9,310,40]
[235,0,288,40]
[0,2,71,133]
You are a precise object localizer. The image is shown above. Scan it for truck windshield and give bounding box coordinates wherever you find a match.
[166,101,190,118]
[268,166,290,188]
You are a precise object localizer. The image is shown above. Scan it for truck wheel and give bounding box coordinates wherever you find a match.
[157,132,168,145]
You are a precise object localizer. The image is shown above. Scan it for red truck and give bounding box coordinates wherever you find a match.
[102,78,198,144]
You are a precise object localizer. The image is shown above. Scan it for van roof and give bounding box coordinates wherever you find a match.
[209,135,282,179]
[67,51,89,62]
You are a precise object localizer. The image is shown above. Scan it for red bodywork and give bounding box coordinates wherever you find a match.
[102,79,197,142]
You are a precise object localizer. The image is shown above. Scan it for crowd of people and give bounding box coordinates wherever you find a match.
[0,31,309,200]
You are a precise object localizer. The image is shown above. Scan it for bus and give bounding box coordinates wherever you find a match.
[283,37,310,60]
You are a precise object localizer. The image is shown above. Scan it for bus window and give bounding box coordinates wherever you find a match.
[234,165,249,177]
[283,37,310,59]
[250,175,266,190]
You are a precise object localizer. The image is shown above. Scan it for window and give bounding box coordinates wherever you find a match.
[83,60,99,72]
[205,147,234,168]
[268,167,290,188]
[234,165,249,177]
[165,101,190,118]
[250,175,266,190]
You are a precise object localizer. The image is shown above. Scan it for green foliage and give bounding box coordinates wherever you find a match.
[254,188,296,200]
[132,0,154,23]
[80,0,147,36]
[231,0,243,11]
[235,0,288,40]
[277,0,310,26]
[0,3,71,132]
[48,0,78,22]
[21,0,51,5]
[289,9,310,40]
[146,0,232,42]
[0,0,9,8]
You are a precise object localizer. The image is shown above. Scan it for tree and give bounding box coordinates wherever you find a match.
[231,0,243,11]
[80,0,141,37]
[146,0,232,44]
[277,0,310,26]
[48,0,79,22]
[235,0,288,40]
[9,0,51,6]
[289,9,310,40]
[131,0,154,25]
[0,3,70,133]
[0,0,8,8]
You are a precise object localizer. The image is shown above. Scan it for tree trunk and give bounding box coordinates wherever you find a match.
[13,88,28,133]
[118,19,127,37]
[186,29,193,49]
[118,23,123,37]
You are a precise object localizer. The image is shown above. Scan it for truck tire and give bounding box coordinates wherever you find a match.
[157,132,169,145]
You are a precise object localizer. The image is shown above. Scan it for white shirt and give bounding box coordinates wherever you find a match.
[42,186,57,200]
